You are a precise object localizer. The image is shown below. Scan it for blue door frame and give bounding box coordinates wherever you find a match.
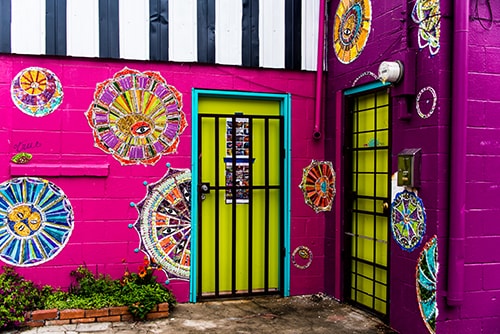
[190,89,291,302]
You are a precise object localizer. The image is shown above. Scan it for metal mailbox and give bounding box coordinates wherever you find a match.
[397,148,421,187]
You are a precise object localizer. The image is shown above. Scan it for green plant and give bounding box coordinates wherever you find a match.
[121,280,175,319]
[0,261,177,328]
[69,265,121,297]
[46,261,176,320]
[119,257,176,319]
[0,265,46,330]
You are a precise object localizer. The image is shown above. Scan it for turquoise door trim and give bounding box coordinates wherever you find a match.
[190,89,291,302]
[344,81,390,96]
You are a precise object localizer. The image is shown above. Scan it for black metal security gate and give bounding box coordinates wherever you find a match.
[344,89,391,321]
[197,113,285,300]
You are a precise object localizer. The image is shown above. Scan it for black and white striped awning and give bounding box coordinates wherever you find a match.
[0,0,323,71]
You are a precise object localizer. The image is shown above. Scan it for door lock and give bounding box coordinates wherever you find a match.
[200,182,211,194]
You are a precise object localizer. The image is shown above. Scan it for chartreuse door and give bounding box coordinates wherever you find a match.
[191,90,291,301]
[344,84,391,321]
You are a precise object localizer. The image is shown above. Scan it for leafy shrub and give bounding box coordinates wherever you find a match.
[46,259,176,320]
[0,266,46,330]
[0,259,177,329]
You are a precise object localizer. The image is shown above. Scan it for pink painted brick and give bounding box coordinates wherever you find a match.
[461,291,500,318]
[465,236,500,263]
[483,263,500,290]
[464,264,483,292]
[437,319,483,334]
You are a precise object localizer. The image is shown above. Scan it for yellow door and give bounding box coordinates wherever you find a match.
[344,88,391,320]
[196,95,284,299]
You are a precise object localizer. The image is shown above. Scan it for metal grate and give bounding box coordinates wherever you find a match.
[197,113,285,300]
[344,89,391,322]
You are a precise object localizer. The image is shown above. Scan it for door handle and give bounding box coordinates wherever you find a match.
[382,201,390,214]
[200,182,210,194]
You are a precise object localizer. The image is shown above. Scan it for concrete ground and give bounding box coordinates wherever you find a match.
[11,294,398,334]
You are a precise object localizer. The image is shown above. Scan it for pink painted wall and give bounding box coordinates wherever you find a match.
[0,54,324,302]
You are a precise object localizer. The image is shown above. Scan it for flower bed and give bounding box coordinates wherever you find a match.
[24,303,170,328]
[0,261,176,331]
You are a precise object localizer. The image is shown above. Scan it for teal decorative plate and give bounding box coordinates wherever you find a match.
[0,177,73,266]
[416,235,438,334]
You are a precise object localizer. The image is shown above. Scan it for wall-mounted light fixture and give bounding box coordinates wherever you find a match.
[378,60,404,84]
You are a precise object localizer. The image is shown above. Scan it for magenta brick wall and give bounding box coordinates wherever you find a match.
[325,1,451,331]
[326,1,500,333]
[441,2,500,332]
[0,54,323,302]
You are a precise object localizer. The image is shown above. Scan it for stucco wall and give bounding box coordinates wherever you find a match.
[0,54,323,302]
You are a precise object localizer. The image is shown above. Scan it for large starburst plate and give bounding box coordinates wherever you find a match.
[86,68,187,166]
[133,168,191,280]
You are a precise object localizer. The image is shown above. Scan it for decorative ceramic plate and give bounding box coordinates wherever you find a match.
[0,177,73,266]
[133,167,191,280]
[86,68,187,166]
[299,160,336,213]
[333,0,372,64]
[391,190,426,252]
[416,235,438,334]
[11,67,63,117]
[412,0,441,56]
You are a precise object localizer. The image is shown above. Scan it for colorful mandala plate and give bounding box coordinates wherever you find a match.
[291,245,313,270]
[412,0,441,56]
[391,190,426,252]
[11,67,64,117]
[133,167,191,280]
[416,235,438,334]
[333,0,372,64]
[86,68,188,166]
[299,160,336,213]
[0,177,74,266]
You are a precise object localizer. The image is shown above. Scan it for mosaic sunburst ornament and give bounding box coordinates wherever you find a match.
[86,68,188,166]
[391,190,426,252]
[291,245,313,270]
[412,0,441,56]
[0,177,74,266]
[299,160,336,213]
[333,0,372,64]
[132,167,191,281]
[416,235,438,334]
[11,152,33,164]
[416,86,437,119]
[11,67,64,117]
